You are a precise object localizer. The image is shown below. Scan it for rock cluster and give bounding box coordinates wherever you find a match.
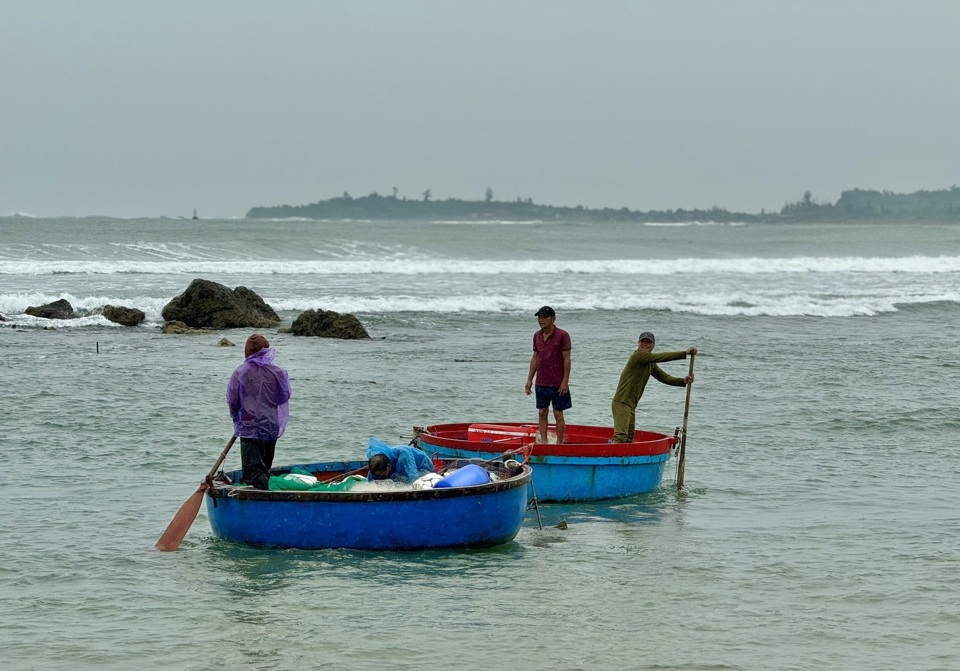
[22,299,145,326]
[15,279,371,340]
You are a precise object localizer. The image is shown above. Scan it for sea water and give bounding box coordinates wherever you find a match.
[1,216,958,670]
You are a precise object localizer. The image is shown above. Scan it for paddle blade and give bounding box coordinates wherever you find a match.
[155,487,204,552]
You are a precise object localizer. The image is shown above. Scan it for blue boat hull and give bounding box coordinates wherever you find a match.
[416,423,676,502]
[206,459,531,550]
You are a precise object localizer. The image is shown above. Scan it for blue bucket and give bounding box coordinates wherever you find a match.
[434,464,491,489]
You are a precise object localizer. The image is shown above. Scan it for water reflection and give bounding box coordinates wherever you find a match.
[201,531,529,600]
[533,487,679,527]
[192,485,695,622]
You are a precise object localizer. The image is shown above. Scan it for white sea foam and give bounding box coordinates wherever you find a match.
[0,293,170,324]
[5,277,960,322]
[642,220,743,227]
[431,219,545,225]
[3,255,960,276]
[0,312,120,328]
[2,285,958,322]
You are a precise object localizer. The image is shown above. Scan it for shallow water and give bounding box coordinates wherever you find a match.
[2,217,959,670]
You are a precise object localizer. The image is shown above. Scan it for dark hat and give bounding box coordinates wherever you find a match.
[638,331,655,343]
[534,306,556,317]
[245,333,270,358]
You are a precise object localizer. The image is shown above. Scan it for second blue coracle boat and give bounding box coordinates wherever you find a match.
[415,422,677,502]
[205,458,531,550]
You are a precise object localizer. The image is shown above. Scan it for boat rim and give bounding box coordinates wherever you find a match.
[416,422,677,457]
[207,459,532,503]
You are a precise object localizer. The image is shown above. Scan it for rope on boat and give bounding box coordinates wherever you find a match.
[529,477,543,530]
[410,428,543,529]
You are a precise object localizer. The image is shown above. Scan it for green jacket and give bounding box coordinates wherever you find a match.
[612,350,688,407]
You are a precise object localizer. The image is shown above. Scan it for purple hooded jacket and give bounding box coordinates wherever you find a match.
[226,347,291,440]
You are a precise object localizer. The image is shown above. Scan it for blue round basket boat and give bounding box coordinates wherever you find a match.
[205,458,531,550]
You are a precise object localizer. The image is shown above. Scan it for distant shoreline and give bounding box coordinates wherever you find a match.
[246,186,960,224]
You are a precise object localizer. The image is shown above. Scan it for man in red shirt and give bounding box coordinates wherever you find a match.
[524,306,572,444]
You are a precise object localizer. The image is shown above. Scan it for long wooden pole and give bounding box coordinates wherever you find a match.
[676,353,696,491]
[155,435,237,552]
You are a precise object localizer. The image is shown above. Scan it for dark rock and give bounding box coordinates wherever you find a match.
[161,278,280,329]
[25,299,74,320]
[291,309,370,339]
[218,338,235,347]
[162,320,191,334]
[162,320,190,334]
[161,320,212,335]
[0,313,5,321]
[102,305,145,327]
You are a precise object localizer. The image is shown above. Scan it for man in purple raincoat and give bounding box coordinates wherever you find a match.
[227,334,291,489]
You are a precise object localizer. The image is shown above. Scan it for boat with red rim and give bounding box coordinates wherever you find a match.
[415,422,677,502]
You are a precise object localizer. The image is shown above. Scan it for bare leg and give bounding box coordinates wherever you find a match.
[554,409,565,444]
[538,407,549,443]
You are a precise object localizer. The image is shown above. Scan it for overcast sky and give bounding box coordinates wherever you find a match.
[2,1,958,218]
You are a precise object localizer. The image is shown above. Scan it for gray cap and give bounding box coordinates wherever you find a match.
[638,331,655,343]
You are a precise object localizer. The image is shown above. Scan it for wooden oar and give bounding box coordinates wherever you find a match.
[676,353,696,491]
[155,435,237,552]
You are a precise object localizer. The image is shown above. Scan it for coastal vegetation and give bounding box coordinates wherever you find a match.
[246,186,960,223]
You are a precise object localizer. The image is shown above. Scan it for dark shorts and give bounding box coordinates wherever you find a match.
[535,385,572,411]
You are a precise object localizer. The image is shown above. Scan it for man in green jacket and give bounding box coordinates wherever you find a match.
[612,331,697,443]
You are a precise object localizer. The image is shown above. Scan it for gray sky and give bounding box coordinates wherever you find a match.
[2,1,958,218]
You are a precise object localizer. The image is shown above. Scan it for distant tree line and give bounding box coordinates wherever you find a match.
[245,186,960,223]
[777,186,960,221]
